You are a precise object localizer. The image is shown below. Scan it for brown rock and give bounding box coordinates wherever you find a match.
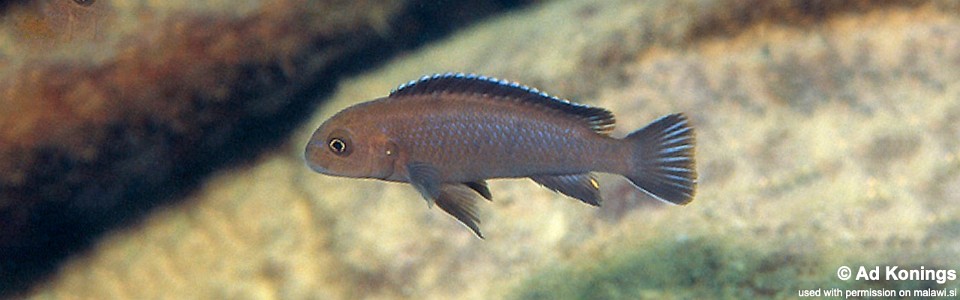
[0,0,537,296]
[17,0,960,298]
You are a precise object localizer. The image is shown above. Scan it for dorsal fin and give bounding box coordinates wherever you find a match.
[390,73,615,135]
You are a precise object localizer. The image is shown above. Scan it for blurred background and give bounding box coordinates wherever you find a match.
[2,0,959,298]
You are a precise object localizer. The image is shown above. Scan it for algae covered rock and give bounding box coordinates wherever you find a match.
[0,0,537,296]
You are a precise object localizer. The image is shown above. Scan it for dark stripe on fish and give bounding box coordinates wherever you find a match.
[391,73,616,135]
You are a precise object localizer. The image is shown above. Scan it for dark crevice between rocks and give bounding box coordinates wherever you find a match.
[0,0,28,14]
[686,0,931,43]
[0,0,536,297]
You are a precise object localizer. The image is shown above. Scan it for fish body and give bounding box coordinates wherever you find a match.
[305,73,696,238]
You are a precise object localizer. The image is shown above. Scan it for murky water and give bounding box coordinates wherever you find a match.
[2,0,959,298]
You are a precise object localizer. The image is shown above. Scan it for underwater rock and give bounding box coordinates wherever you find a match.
[22,0,960,298]
[0,0,538,296]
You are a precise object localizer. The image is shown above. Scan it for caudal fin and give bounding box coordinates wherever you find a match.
[624,113,697,205]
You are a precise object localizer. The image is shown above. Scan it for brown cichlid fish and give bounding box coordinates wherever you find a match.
[305,73,696,238]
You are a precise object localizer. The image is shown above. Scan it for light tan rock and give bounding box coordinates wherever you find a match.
[30,0,960,298]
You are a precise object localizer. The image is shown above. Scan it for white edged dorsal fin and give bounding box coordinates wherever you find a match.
[390,73,615,135]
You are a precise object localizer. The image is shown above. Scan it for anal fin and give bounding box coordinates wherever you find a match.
[463,180,492,201]
[530,173,602,206]
[435,184,485,239]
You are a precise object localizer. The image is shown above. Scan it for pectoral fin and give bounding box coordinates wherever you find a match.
[436,184,485,239]
[530,173,602,206]
[463,180,492,201]
[407,162,442,207]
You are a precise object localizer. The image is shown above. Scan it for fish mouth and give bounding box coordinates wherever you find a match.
[304,150,329,174]
[307,162,328,174]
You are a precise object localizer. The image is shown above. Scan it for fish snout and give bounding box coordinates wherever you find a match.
[304,139,330,174]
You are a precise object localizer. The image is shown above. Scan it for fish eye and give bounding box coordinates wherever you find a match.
[328,137,351,156]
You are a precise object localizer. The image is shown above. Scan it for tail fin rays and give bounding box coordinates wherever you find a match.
[625,113,697,205]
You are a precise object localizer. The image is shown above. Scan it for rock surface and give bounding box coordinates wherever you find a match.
[22,0,960,298]
[0,0,536,296]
